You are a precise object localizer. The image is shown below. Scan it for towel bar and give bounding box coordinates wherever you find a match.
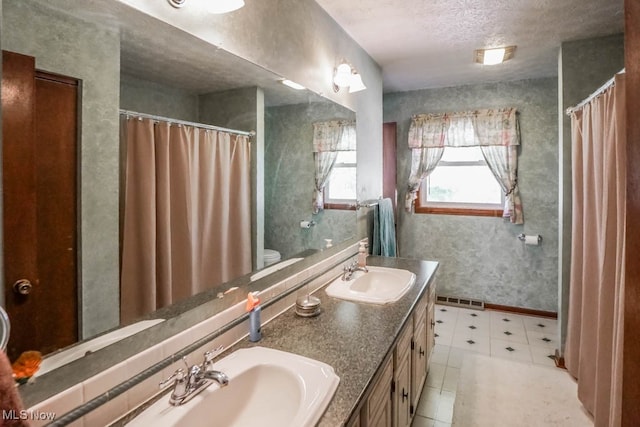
[355,199,381,209]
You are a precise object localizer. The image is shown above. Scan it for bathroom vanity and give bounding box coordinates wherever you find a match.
[25,246,437,426]
[220,256,438,427]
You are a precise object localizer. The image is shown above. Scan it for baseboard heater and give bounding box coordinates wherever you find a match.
[436,294,485,310]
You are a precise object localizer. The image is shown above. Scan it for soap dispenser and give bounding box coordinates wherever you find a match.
[246,292,262,342]
[357,241,368,268]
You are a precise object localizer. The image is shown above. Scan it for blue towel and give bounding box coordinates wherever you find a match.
[372,198,397,257]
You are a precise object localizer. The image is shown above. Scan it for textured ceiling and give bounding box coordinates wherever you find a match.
[33,0,327,107]
[315,0,624,92]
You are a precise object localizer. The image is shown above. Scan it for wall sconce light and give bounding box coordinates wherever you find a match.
[168,0,245,14]
[333,62,367,93]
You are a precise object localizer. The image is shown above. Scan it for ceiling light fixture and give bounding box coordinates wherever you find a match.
[474,46,516,65]
[168,0,245,14]
[281,79,305,90]
[333,62,367,93]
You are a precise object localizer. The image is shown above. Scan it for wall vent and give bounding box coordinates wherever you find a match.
[436,294,485,310]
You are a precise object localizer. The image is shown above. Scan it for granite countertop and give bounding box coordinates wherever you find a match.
[230,256,439,426]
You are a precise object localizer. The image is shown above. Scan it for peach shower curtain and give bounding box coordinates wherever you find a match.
[120,117,252,323]
[565,73,626,427]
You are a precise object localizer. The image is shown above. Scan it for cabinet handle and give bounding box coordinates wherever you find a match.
[402,388,408,402]
[419,347,425,357]
[431,320,435,328]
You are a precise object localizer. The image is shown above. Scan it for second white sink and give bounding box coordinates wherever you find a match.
[325,266,416,304]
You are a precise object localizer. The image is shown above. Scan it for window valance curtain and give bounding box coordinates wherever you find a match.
[405,108,523,224]
[312,120,356,213]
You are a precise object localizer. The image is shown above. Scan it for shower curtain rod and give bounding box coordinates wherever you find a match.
[565,68,626,116]
[119,109,255,137]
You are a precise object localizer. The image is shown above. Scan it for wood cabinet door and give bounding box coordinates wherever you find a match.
[394,352,412,427]
[427,304,436,367]
[371,396,393,427]
[412,316,428,411]
[363,356,393,427]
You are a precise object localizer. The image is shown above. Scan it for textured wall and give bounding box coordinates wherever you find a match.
[385,78,558,311]
[557,34,624,353]
[264,102,356,258]
[2,0,121,338]
[120,73,199,121]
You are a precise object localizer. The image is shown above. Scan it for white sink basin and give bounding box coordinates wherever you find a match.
[250,257,304,281]
[129,347,339,427]
[325,266,416,304]
[36,319,165,377]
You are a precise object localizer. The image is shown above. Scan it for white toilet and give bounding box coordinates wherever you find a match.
[263,249,282,267]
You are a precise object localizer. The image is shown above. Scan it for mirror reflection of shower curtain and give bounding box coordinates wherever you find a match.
[120,117,252,323]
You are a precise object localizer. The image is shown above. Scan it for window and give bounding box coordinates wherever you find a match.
[416,146,504,216]
[324,150,357,209]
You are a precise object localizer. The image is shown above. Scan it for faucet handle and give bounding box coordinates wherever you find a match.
[159,368,186,389]
[203,345,224,368]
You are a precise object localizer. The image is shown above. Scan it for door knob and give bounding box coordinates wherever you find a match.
[13,279,32,295]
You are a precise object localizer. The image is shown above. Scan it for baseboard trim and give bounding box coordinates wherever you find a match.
[553,349,566,369]
[484,303,557,319]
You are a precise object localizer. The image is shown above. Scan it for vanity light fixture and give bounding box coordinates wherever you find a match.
[168,0,245,14]
[333,62,367,93]
[281,79,306,90]
[474,46,516,65]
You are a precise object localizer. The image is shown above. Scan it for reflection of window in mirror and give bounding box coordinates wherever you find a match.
[324,150,357,210]
[416,146,503,217]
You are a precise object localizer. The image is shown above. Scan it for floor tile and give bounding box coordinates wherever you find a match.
[490,314,525,333]
[434,317,456,335]
[424,309,578,427]
[435,330,453,346]
[434,391,455,423]
[451,333,490,355]
[522,315,558,333]
[415,387,441,418]
[446,347,471,368]
[435,305,459,322]
[452,325,490,342]
[490,324,529,344]
[442,366,460,392]
[426,363,446,389]
[411,415,436,427]
[431,345,450,366]
[526,330,559,349]
[456,309,491,329]
[490,338,533,363]
[530,345,558,367]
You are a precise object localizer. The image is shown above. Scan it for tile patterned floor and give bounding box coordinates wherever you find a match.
[412,304,559,426]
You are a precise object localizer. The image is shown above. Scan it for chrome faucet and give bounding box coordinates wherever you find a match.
[342,261,368,281]
[160,346,229,406]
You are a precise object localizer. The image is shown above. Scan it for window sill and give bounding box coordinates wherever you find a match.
[415,205,503,217]
[323,203,356,211]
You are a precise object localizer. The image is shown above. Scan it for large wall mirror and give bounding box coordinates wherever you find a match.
[1,0,356,399]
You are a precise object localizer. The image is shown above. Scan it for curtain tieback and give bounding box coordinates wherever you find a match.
[505,180,518,197]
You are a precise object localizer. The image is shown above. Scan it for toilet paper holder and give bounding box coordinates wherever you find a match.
[300,220,317,229]
[517,233,542,244]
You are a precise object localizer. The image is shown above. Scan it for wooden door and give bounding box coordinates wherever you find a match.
[2,51,78,360]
